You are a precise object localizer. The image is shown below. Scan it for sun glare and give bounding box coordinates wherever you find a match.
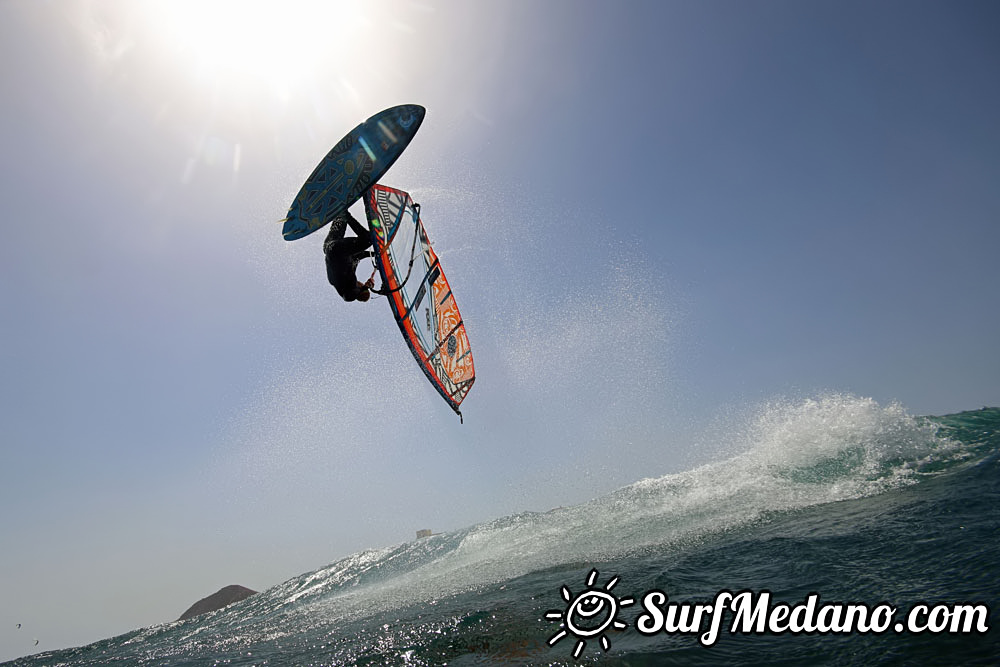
[142,0,366,98]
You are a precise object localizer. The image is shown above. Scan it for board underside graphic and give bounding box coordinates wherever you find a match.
[282,104,425,241]
[365,185,475,417]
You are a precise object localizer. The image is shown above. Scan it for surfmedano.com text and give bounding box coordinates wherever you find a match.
[635,590,990,646]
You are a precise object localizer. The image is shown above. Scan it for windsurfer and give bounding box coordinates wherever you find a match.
[324,208,375,302]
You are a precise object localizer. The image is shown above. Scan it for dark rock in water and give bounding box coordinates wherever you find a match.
[178,585,257,621]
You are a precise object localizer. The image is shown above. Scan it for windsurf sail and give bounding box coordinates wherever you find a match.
[364,184,475,419]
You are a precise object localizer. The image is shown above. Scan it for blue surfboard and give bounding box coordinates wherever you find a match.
[282,104,425,241]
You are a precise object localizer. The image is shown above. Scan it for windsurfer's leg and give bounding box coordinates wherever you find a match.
[324,212,351,254]
[344,209,370,238]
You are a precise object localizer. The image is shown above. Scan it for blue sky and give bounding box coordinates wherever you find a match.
[2,0,998,659]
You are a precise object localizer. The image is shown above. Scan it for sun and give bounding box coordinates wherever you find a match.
[546,569,634,659]
[140,0,367,98]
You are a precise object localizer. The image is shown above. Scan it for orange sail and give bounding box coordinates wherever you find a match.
[364,185,475,418]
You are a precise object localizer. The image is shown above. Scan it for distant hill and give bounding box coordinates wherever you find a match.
[178,585,257,621]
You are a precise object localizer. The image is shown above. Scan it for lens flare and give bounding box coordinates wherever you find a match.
[141,0,366,96]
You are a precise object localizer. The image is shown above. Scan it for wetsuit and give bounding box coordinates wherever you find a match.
[324,209,373,301]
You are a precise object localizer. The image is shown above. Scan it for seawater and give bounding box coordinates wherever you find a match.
[8,396,999,666]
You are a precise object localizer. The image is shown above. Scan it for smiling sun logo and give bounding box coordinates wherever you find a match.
[546,569,634,659]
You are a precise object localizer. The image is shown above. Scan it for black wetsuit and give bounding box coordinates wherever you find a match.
[324,210,373,301]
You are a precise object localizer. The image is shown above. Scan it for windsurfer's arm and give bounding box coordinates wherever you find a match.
[350,249,374,262]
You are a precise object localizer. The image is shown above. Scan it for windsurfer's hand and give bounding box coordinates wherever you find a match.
[364,277,375,289]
